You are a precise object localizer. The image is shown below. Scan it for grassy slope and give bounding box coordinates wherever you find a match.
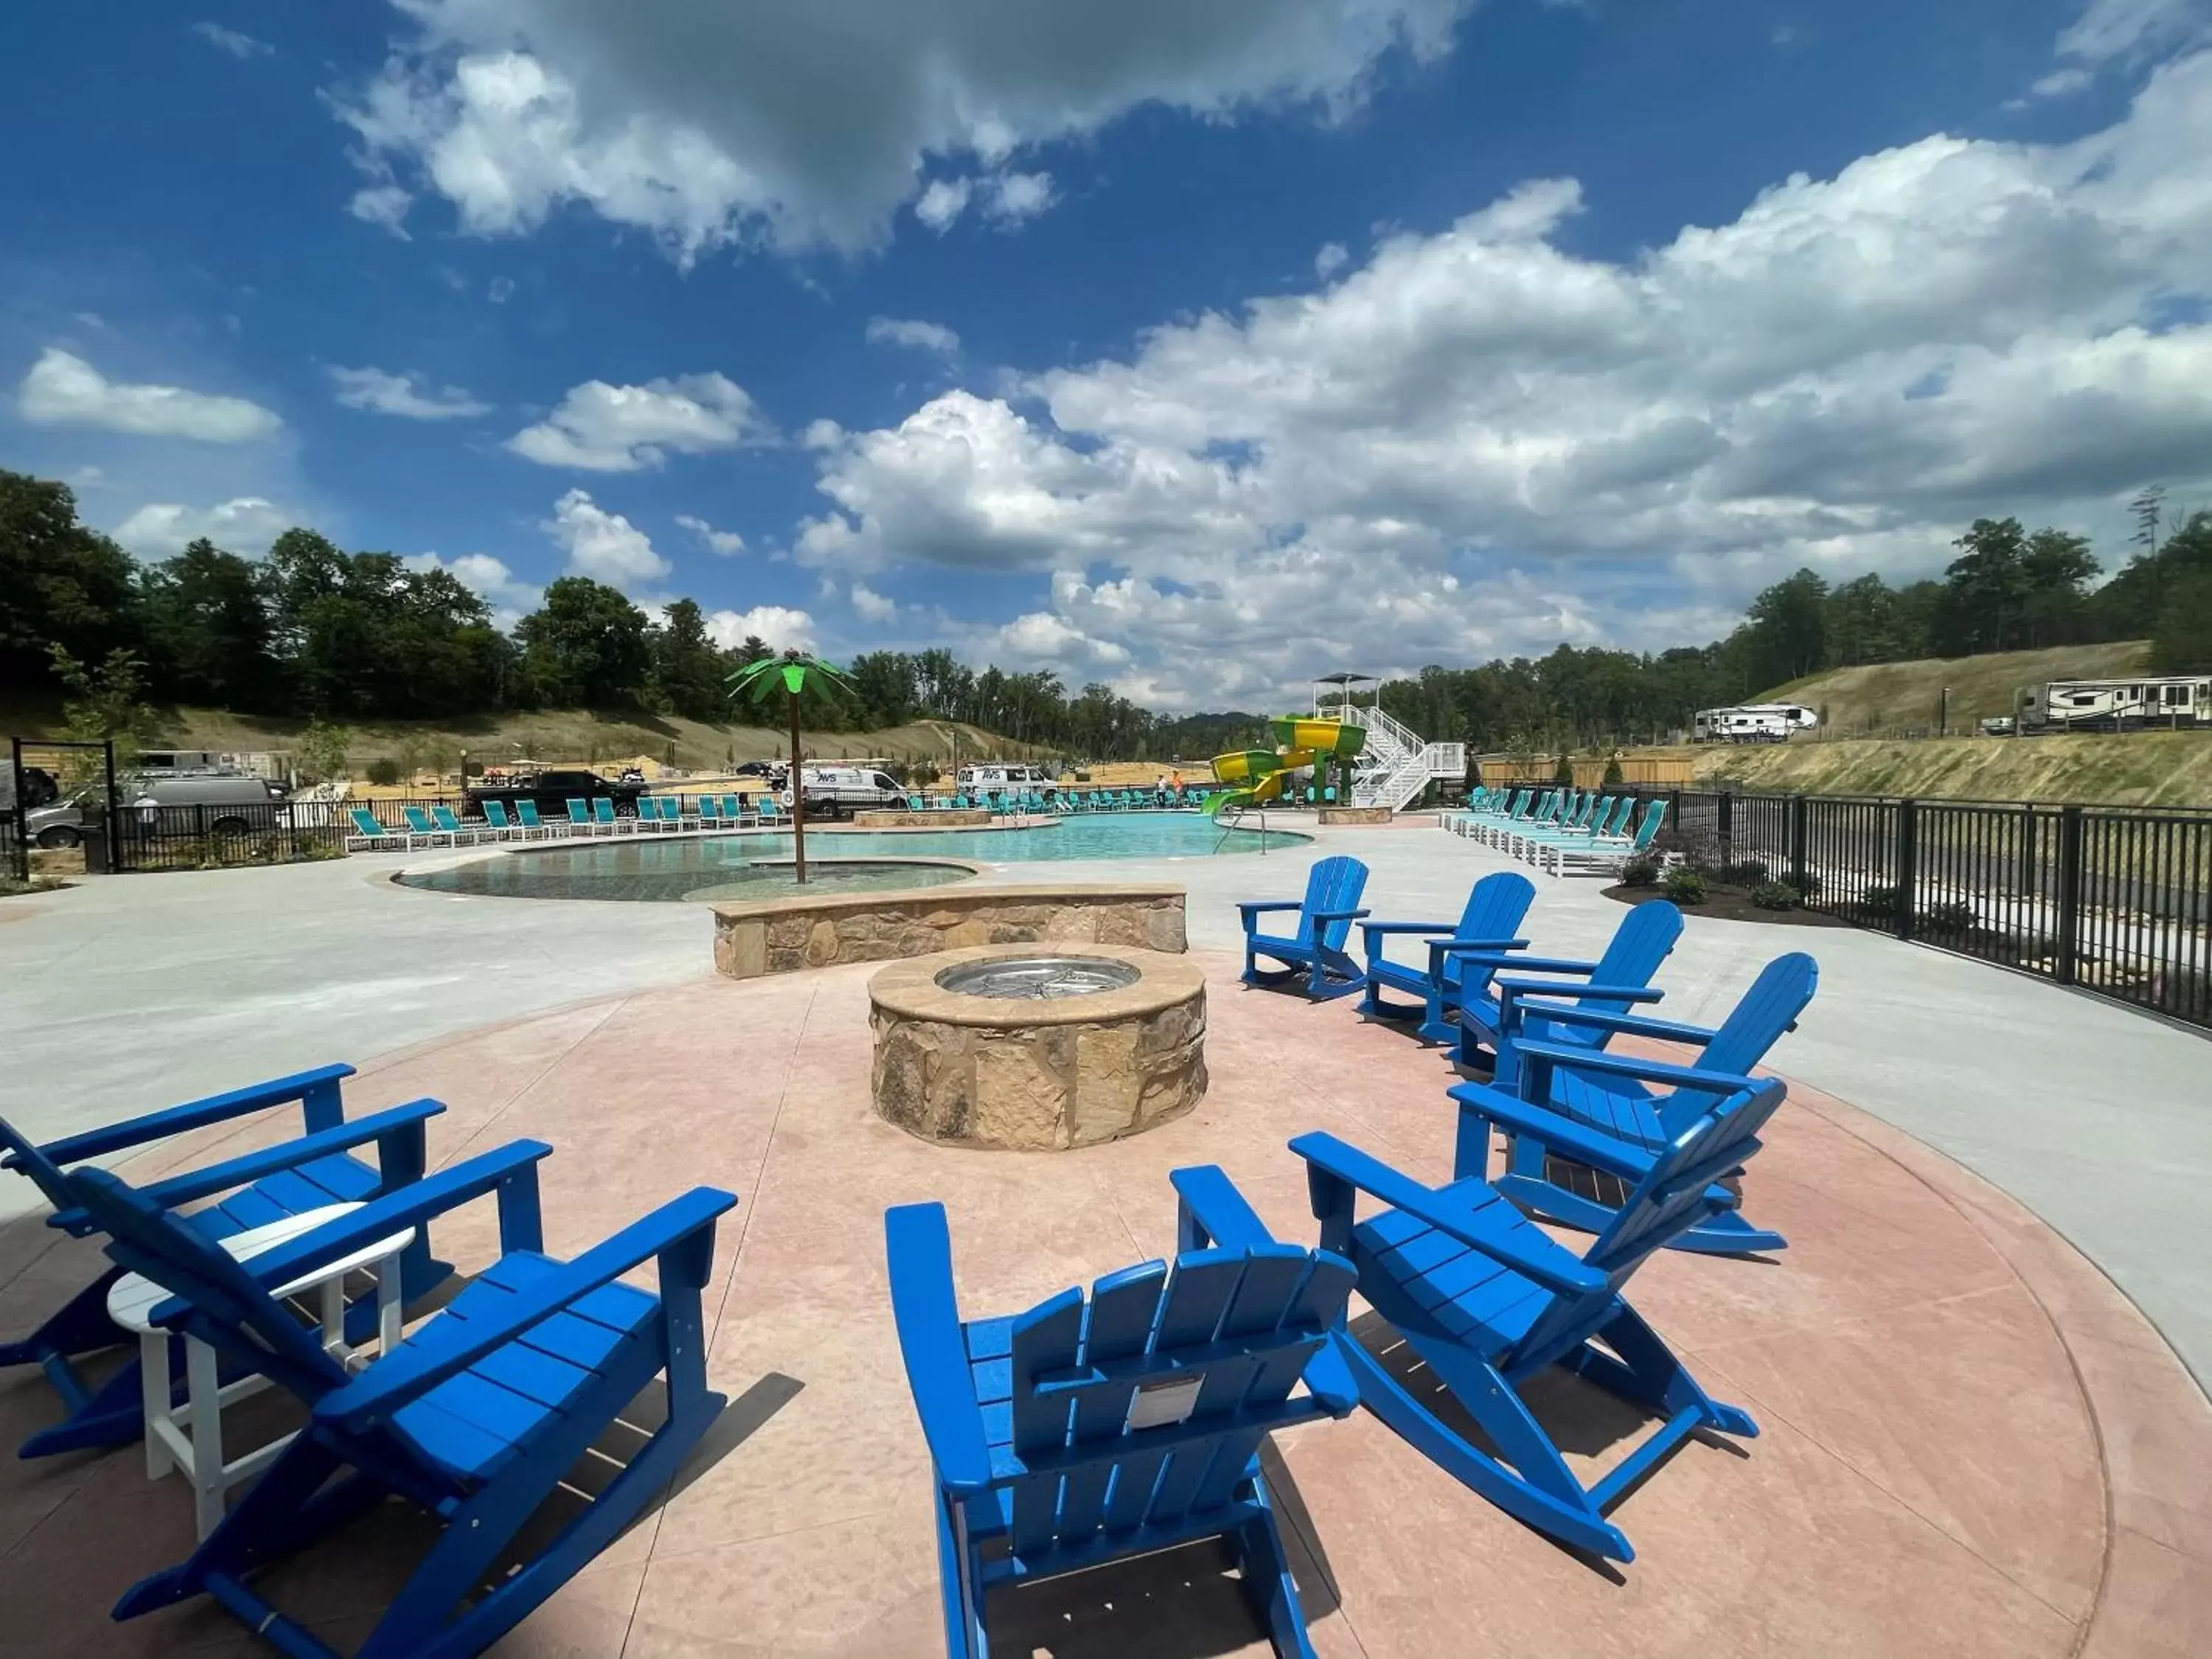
[1767,640,2152,734]
[1691,731,2212,806]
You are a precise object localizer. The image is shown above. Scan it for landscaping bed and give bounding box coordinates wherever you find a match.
[1601,881,1856,928]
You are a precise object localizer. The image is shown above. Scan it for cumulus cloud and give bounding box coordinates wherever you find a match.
[793,53,2212,706]
[849,582,898,622]
[703,605,815,651]
[403,551,543,627]
[1315,240,1349,277]
[866,316,961,355]
[18,349,282,442]
[2028,0,2211,98]
[508,372,771,470]
[329,365,491,420]
[347,184,414,237]
[543,488,672,591]
[675,512,746,554]
[192,21,271,59]
[329,1,1473,257]
[111,498,292,557]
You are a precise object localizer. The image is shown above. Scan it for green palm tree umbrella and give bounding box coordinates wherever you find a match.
[727,650,855,884]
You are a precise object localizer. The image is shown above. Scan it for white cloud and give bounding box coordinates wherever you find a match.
[543,489,671,591]
[2027,0,2211,99]
[330,1,1474,257]
[703,605,815,652]
[329,365,491,420]
[849,582,897,622]
[111,498,291,557]
[487,275,515,303]
[865,316,961,355]
[791,53,2212,706]
[192,21,271,59]
[914,178,973,233]
[1315,241,1349,277]
[403,551,543,627]
[508,372,771,470]
[17,348,282,442]
[675,512,746,554]
[347,184,414,237]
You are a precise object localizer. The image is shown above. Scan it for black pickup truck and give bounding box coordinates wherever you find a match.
[465,768,650,818]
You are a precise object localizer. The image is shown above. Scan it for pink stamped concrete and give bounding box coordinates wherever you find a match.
[0,949,2205,1657]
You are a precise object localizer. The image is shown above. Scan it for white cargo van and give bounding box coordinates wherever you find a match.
[797,765,906,818]
[957,763,1050,793]
[23,773,290,847]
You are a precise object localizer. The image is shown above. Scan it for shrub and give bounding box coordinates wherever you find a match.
[1618,854,1662,887]
[1661,866,1709,905]
[1922,900,1978,936]
[1858,884,1900,918]
[1720,858,1770,887]
[1781,870,1823,900]
[1601,751,1624,786]
[364,757,403,787]
[1751,880,1802,911]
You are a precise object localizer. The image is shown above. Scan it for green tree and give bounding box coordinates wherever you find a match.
[0,470,140,692]
[514,578,653,707]
[2152,570,2212,673]
[293,719,352,786]
[138,538,283,709]
[1736,568,1829,690]
[649,599,731,723]
[46,644,159,791]
[1936,518,2034,653]
[727,651,855,883]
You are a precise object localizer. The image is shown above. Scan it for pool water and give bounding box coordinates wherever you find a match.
[396,811,1308,902]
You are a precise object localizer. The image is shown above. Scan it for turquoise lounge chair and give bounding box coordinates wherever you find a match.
[429,805,477,844]
[343,807,402,852]
[592,797,622,834]
[698,795,723,829]
[565,798,592,835]
[1359,871,1537,1044]
[887,1199,1357,1658]
[1542,798,1670,877]
[1481,951,1818,1254]
[1238,855,1371,1001]
[515,799,547,838]
[0,1065,449,1458]
[480,799,518,841]
[78,1142,737,1658]
[1176,1071,1784,1562]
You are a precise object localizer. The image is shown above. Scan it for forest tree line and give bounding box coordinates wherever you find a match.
[5,465,2211,761]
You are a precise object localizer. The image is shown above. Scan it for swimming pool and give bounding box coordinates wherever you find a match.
[395,812,1308,902]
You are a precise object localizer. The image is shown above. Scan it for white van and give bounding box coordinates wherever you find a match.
[797,765,906,818]
[957,763,1050,793]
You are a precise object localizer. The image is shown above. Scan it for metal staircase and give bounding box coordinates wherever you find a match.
[1315,699,1465,812]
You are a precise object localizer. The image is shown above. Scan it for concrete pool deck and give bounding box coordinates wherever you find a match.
[1,951,2208,1655]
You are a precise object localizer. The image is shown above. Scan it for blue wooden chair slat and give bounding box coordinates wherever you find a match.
[0,1068,449,1458]
[1475,951,1820,1254]
[1176,1076,1784,1563]
[1451,897,1683,1071]
[69,1142,737,1659]
[888,1200,1358,1656]
[1360,870,1537,1043]
[1239,855,1371,1001]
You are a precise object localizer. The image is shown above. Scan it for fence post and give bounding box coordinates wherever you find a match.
[1790,795,1809,894]
[2055,806,2084,986]
[1894,798,1919,942]
[1717,791,1734,855]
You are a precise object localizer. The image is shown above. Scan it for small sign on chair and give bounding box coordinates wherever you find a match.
[1125,1377,1202,1432]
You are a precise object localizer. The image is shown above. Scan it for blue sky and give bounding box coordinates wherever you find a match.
[4,0,2210,707]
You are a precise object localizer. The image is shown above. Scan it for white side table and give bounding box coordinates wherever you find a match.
[106,1200,417,1539]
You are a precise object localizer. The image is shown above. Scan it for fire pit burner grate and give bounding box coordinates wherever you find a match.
[932,955,1142,1001]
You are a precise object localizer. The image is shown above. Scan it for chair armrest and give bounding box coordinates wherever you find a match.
[318,1186,735,1430]
[1507,1001,1717,1043]
[1495,979,1666,1004]
[1512,1039,1758,1096]
[1424,936,1531,965]
[89,1100,444,1222]
[23,1064,357,1169]
[1308,908,1370,923]
[1236,900,1304,917]
[1356,921,1458,936]
[1437,953,1599,974]
[1288,1133,1604,1297]
[1447,1084,1660,1183]
[883,1203,995,1493]
[1170,1164,1283,1253]
[180,1140,557,1309]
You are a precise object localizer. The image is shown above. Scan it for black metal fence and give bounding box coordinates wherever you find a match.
[1639,787,2212,1030]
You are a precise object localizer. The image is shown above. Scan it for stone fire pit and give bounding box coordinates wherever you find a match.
[869,944,1206,1150]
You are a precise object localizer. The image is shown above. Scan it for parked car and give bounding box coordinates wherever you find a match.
[465,768,649,820]
[27,773,291,848]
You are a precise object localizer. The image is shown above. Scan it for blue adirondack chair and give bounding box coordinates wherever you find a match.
[1478,951,1819,1254]
[1450,898,1683,1071]
[0,1065,448,1458]
[75,1141,736,1658]
[1238,855,1371,1001]
[1175,1074,1784,1562]
[886,1201,1359,1658]
[1358,872,1537,1043]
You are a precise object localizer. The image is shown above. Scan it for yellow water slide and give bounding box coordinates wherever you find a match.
[1203,717,1366,816]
